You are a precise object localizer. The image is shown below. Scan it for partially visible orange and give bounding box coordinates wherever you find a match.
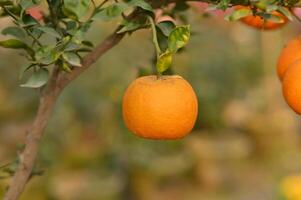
[235,6,288,30]
[122,75,198,140]
[282,60,301,114]
[281,175,301,200]
[277,36,301,80]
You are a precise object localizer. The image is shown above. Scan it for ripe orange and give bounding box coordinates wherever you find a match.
[282,60,301,114]
[236,6,287,30]
[122,75,198,140]
[277,36,301,80]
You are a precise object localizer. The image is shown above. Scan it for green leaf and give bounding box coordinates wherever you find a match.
[287,0,300,6]
[0,39,34,56]
[157,27,169,51]
[35,45,59,65]
[36,27,61,38]
[64,0,90,20]
[20,68,49,88]
[62,52,82,67]
[72,22,91,43]
[128,0,152,11]
[218,0,230,10]
[19,63,35,80]
[2,27,26,39]
[76,47,92,52]
[156,51,173,73]
[47,0,60,8]
[0,0,13,6]
[206,4,219,11]
[261,13,285,23]
[21,14,39,27]
[173,1,189,12]
[20,0,35,10]
[266,5,278,12]
[63,42,80,51]
[117,17,148,33]
[0,39,28,49]
[92,2,129,21]
[30,27,43,38]
[156,21,175,37]
[224,8,252,21]
[62,6,78,20]
[66,20,78,35]
[82,40,93,47]
[118,20,141,33]
[277,6,293,21]
[168,25,190,53]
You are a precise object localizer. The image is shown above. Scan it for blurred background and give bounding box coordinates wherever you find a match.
[0,2,301,200]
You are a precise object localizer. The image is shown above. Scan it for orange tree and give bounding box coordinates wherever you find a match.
[0,0,299,199]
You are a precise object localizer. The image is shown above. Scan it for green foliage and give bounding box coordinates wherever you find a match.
[277,6,293,20]
[225,8,252,21]
[156,26,190,74]
[218,0,231,10]
[93,2,129,21]
[20,0,41,10]
[260,12,284,23]
[20,68,49,88]
[156,51,173,73]
[63,0,90,20]
[117,16,149,33]
[36,27,61,38]
[35,45,60,65]
[0,39,28,49]
[0,0,297,88]
[0,0,13,6]
[156,21,175,37]
[2,26,26,39]
[127,0,152,11]
[62,52,82,67]
[0,0,100,87]
[168,26,190,53]
[0,39,34,56]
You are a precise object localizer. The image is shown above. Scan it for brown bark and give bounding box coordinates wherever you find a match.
[3,69,61,200]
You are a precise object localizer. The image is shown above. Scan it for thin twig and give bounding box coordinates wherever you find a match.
[2,6,18,21]
[91,0,97,8]
[99,0,109,8]
[25,29,43,46]
[147,16,162,58]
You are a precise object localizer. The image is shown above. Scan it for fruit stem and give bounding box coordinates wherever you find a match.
[147,16,163,78]
[147,15,162,59]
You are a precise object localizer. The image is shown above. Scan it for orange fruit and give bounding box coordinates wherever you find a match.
[122,75,198,140]
[236,6,287,30]
[282,60,301,114]
[277,36,301,80]
[281,175,301,200]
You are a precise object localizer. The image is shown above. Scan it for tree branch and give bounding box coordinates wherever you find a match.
[58,28,125,88]
[3,67,61,200]
[3,29,126,200]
